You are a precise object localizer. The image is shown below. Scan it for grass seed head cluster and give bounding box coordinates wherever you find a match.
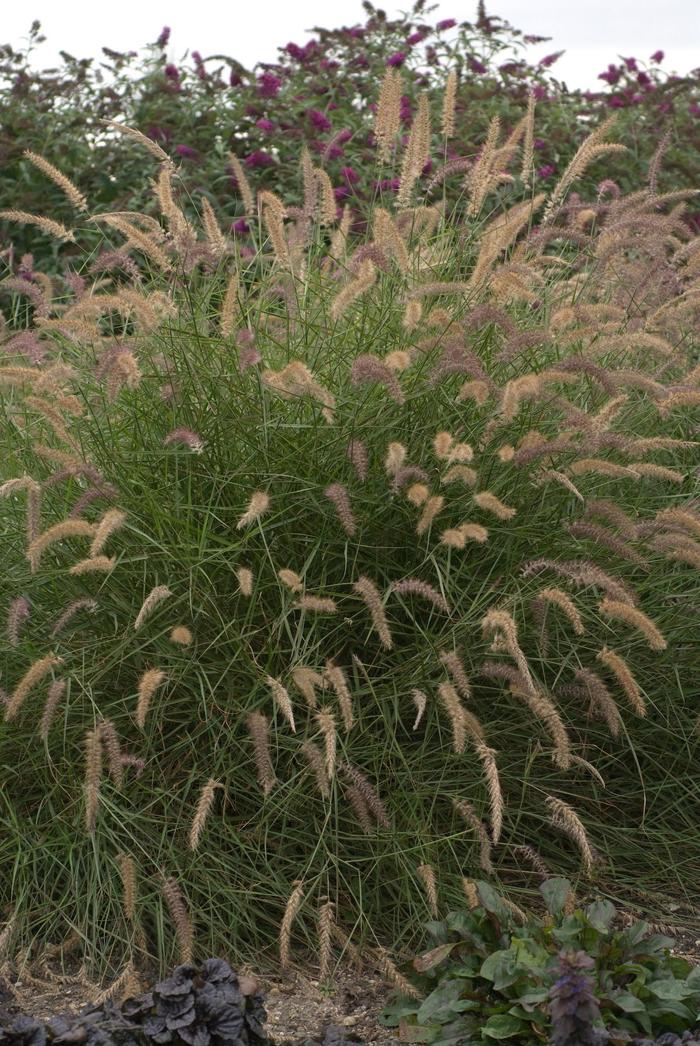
[0,70,699,983]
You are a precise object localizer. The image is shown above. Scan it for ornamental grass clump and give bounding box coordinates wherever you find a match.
[0,80,699,984]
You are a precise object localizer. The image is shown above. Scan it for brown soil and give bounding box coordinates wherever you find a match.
[0,965,394,1045]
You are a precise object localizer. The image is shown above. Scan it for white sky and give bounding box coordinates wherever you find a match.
[3,0,699,90]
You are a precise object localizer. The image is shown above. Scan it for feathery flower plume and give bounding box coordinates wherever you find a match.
[412,689,427,730]
[349,353,404,404]
[315,708,337,779]
[315,167,337,226]
[247,711,277,795]
[397,93,431,208]
[330,260,377,322]
[346,439,368,482]
[476,743,503,844]
[262,198,291,269]
[441,70,458,138]
[462,878,480,909]
[482,609,535,696]
[301,740,330,798]
[89,214,172,271]
[118,854,137,922]
[568,521,648,569]
[279,568,303,593]
[417,864,439,918]
[385,442,407,475]
[406,483,430,506]
[574,667,622,738]
[442,465,478,488]
[584,498,638,539]
[105,120,172,163]
[535,469,584,500]
[392,578,450,614]
[98,718,124,787]
[39,679,66,742]
[438,682,485,753]
[340,761,390,828]
[416,495,445,536]
[0,209,75,243]
[27,519,96,573]
[296,595,338,613]
[345,783,373,834]
[7,596,30,647]
[229,153,255,214]
[263,361,335,417]
[84,727,102,833]
[458,380,491,406]
[164,428,204,453]
[594,644,644,719]
[473,491,517,520]
[324,483,356,537]
[453,798,494,874]
[482,662,571,769]
[317,898,334,982]
[468,195,546,291]
[353,576,392,650]
[513,844,550,879]
[134,585,172,631]
[200,196,226,256]
[291,667,324,708]
[373,208,410,272]
[90,508,127,556]
[391,466,429,493]
[546,796,594,876]
[279,880,304,969]
[440,650,471,700]
[24,395,77,448]
[189,778,221,850]
[375,946,420,1000]
[522,557,638,605]
[629,463,684,483]
[236,567,254,596]
[520,90,535,187]
[598,599,667,651]
[325,662,354,732]
[544,116,625,221]
[135,668,166,729]
[220,271,240,337]
[466,116,501,217]
[162,877,194,964]
[6,653,62,722]
[170,625,192,646]
[403,298,423,330]
[69,555,116,575]
[267,676,296,733]
[237,491,270,529]
[533,587,585,636]
[655,508,700,541]
[23,149,88,211]
[374,69,402,163]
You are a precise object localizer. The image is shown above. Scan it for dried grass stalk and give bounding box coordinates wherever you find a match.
[189,778,221,850]
[598,599,667,651]
[353,576,393,650]
[6,653,62,722]
[133,585,172,631]
[84,727,102,833]
[135,668,166,729]
[267,676,296,733]
[453,799,493,874]
[118,854,137,922]
[546,795,594,876]
[596,647,646,715]
[417,863,439,918]
[279,880,304,969]
[162,877,194,964]
[247,711,277,795]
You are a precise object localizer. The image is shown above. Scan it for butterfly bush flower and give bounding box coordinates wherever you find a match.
[467,56,487,74]
[598,64,621,85]
[258,72,282,97]
[539,51,563,67]
[341,166,360,184]
[387,52,406,67]
[156,27,170,47]
[229,70,243,87]
[245,150,274,168]
[650,49,664,62]
[537,164,556,179]
[256,118,275,132]
[175,144,198,160]
[436,18,457,30]
[308,109,332,133]
[164,428,205,453]
[231,218,249,234]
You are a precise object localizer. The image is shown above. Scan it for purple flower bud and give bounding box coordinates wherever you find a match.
[607,95,626,108]
[532,85,547,100]
[636,71,651,87]
[285,42,304,60]
[229,70,243,87]
[623,56,637,71]
[387,51,406,67]
[533,138,546,150]
[165,63,180,80]
[407,32,424,45]
[175,144,198,159]
[537,164,556,179]
[256,118,275,131]
[157,27,170,48]
[650,49,664,62]
[347,26,364,38]
[598,64,621,85]
[334,186,350,200]
[308,108,332,132]
[341,166,360,184]
[245,150,275,167]
[538,51,563,68]
[258,71,282,97]
[436,18,457,30]
[231,219,250,233]
[467,56,487,75]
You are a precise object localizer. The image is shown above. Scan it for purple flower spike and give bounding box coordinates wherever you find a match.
[650,49,664,62]
[157,27,170,48]
[387,51,406,67]
[436,18,457,30]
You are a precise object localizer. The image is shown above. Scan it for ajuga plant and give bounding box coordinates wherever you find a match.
[1,4,699,264]
[380,877,700,1044]
[0,70,699,985]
